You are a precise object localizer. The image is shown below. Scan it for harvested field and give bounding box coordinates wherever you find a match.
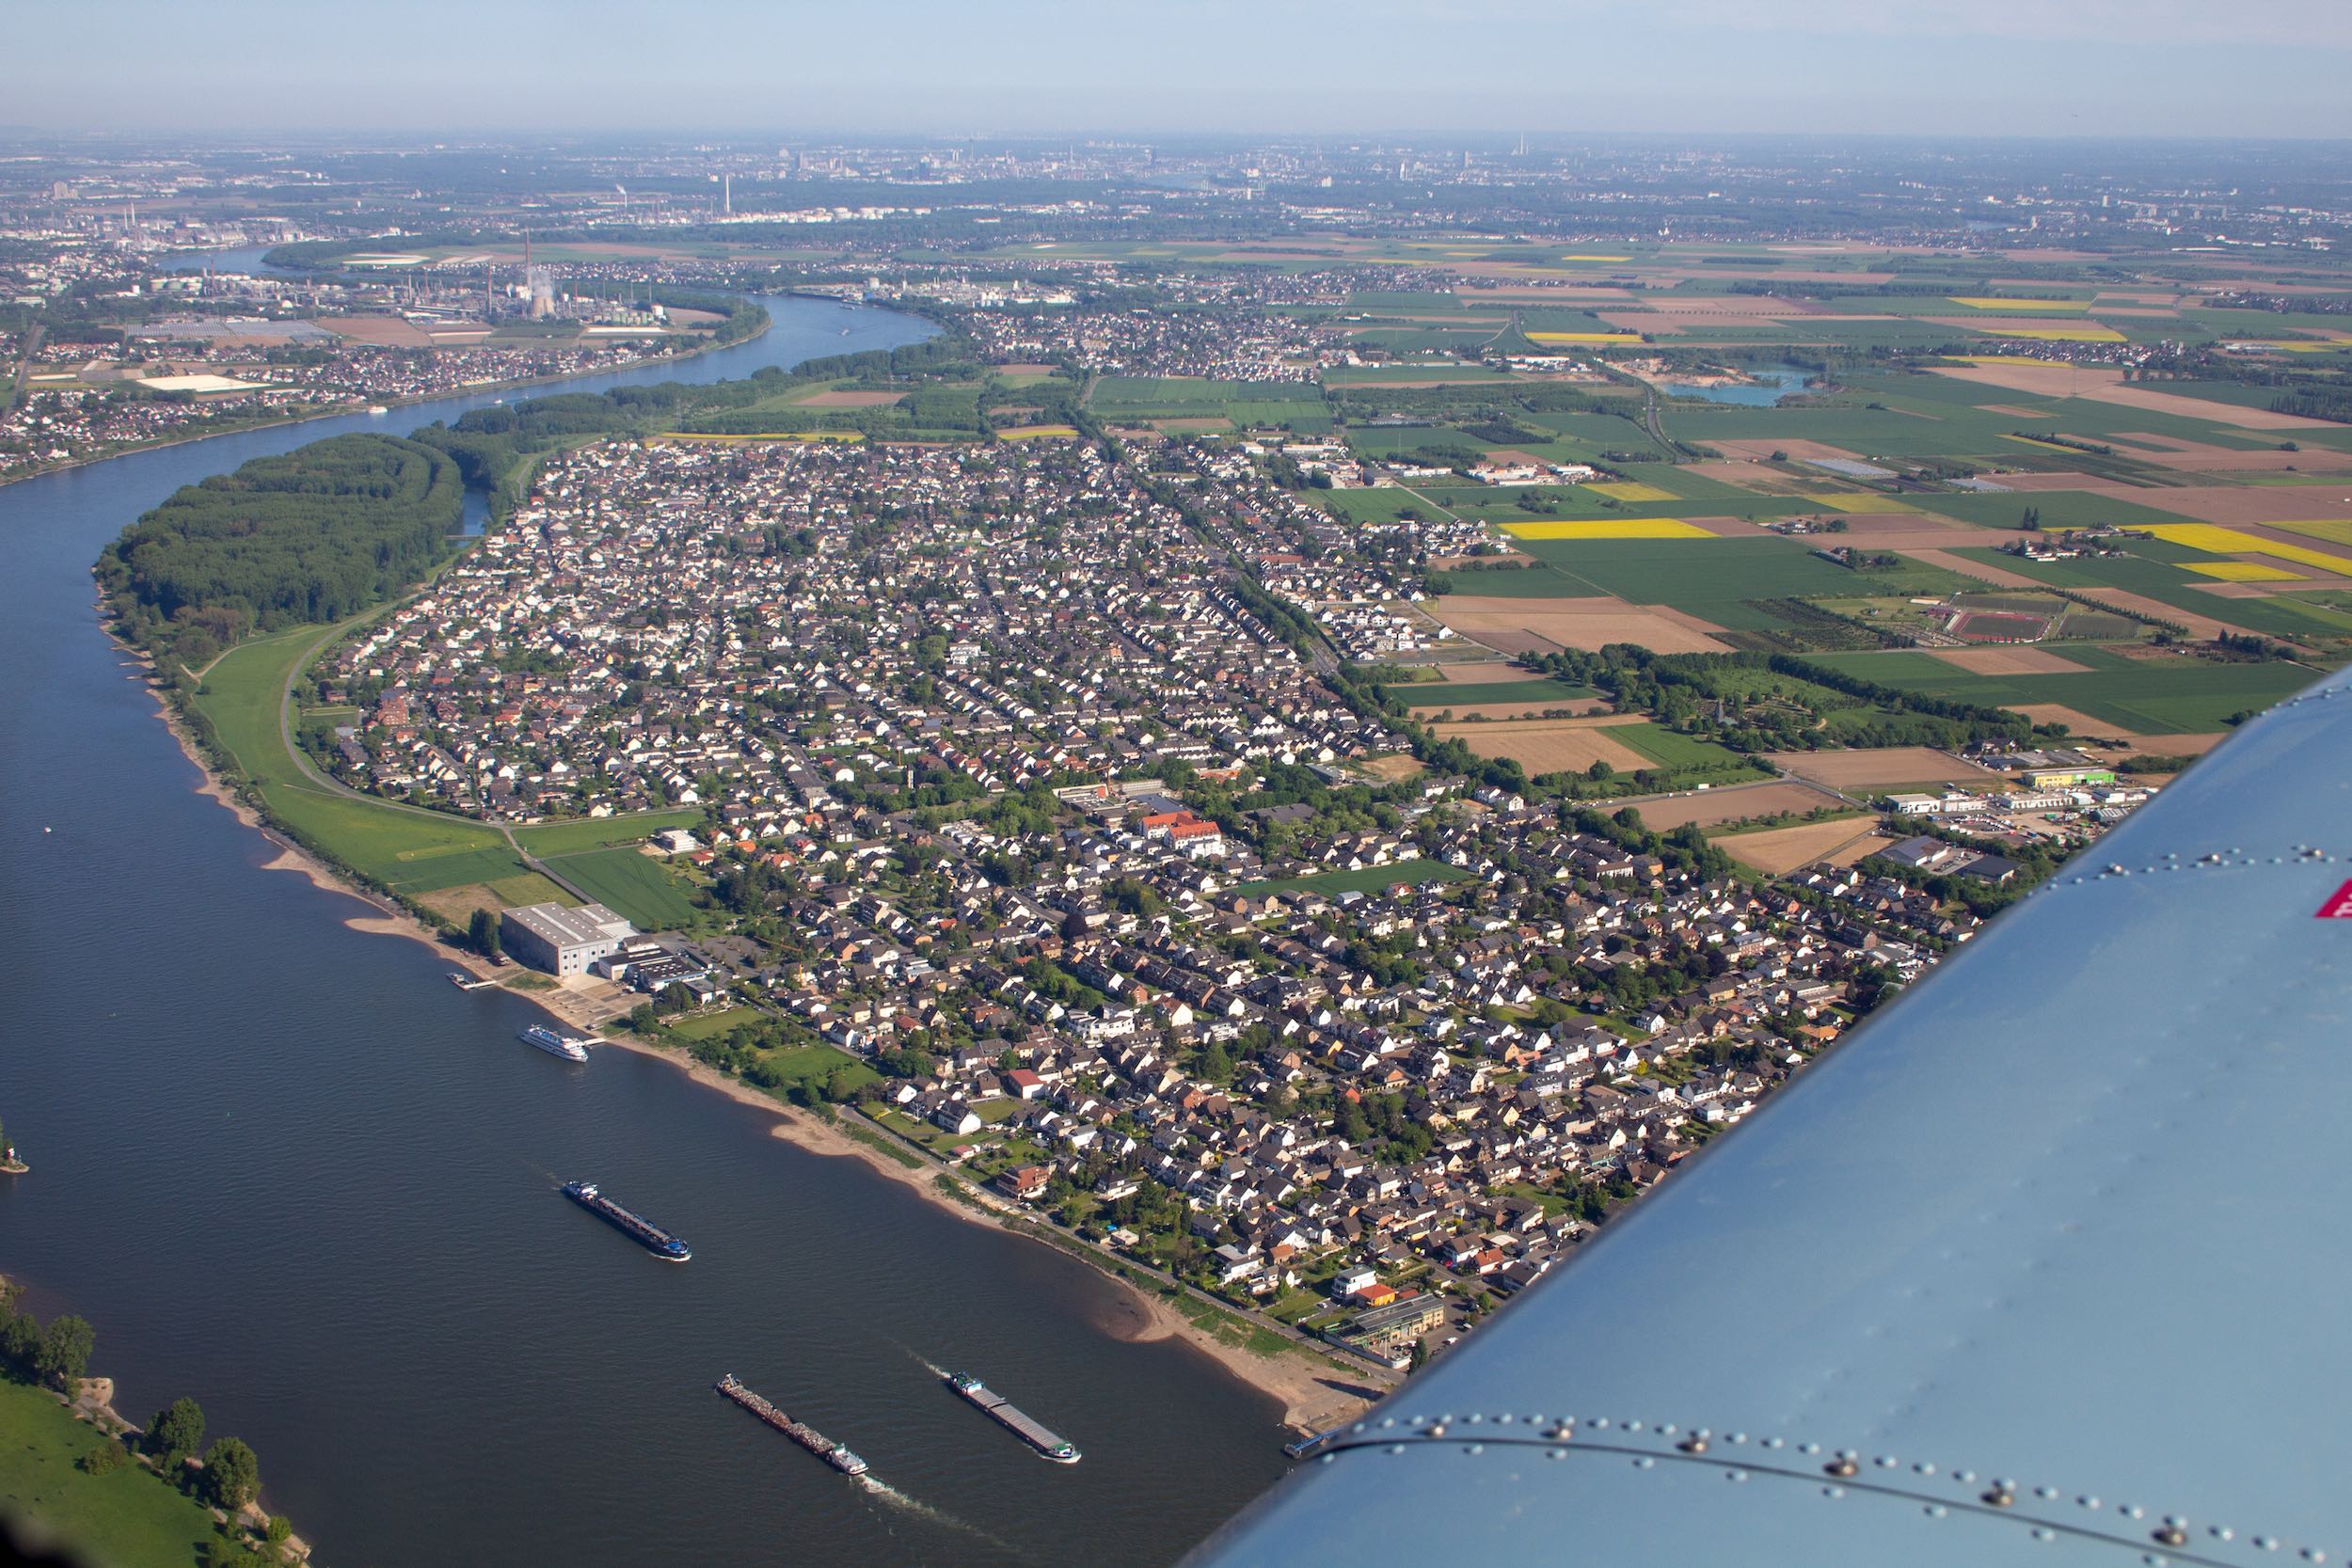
[1766,747,1996,790]
[793,388,906,407]
[2137,488,2352,526]
[2103,436,2349,474]
[1432,718,1653,774]
[1618,781,1846,831]
[2011,705,2229,755]
[1931,363,2333,430]
[1681,460,1788,491]
[1356,754,1426,784]
[1715,820,1899,876]
[1149,417,1232,432]
[1427,594,1733,656]
[2074,588,2242,640]
[1929,646,2089,675]
[323,315,437,348]
[1708,437,1870,465]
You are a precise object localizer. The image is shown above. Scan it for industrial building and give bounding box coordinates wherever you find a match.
[501,902,637,976]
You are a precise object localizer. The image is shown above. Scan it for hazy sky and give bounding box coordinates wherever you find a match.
[9,0,2351,139]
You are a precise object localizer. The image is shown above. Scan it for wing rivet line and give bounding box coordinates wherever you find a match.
[1310,1422,2312,1565]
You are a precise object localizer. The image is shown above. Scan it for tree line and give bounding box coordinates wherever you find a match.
[95,434,464,668]
[0,1284,280,1546]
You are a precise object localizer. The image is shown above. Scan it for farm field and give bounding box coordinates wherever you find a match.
[1765,747,1998,791]
[1383,677,1596,707]
[539,847,701,929]
[1510,535,1972,632]
[1713,819,1901,876]
[1613,780,1848,831]
[1433,718,1653,773]
[1609,722,1753,770]
[1239,859,1477,897]
[1426,593,1735,655]
[1799,644,2310,735]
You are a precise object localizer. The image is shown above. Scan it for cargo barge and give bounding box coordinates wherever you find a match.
[561,1180,691,1260]
[946,1372,1080,1464]
[715,1374,868,1475]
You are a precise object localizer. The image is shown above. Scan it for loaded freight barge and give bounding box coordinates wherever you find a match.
[561,1180,691,1261]
[946,1372,1081,1463]
[715,1375,868,1475]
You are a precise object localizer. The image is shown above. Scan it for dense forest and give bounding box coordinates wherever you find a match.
[95,434,463,667]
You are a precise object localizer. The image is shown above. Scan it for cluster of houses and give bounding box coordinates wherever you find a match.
[294,407,2032,1365]
[670,776,1977,1361]
[315,436,1408,824]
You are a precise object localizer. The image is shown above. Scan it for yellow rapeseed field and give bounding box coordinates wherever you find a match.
[2144,523,2352,576]
[1588,482,1677,502]
[1504,517,1712,540]
[996,425,1080,441]
[1526,331,1645,345]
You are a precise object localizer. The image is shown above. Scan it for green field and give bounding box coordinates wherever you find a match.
[0,1378,223,1568]
[543,846,700,929]
[1514,535,1970,629]
[1801,644,2310,734]
[1947,547,2352,641]
[1237,859,1477,897]
[194,626,530,893]
[1608,722,1753,769]
[1385,678,1595,707]
[194,624,706,907]
[513,810,705,859]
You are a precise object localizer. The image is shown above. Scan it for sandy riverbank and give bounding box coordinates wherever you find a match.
[595,1031,1386,1433]
[135,657,1380,1435]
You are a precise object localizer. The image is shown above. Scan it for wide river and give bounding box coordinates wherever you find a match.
[0,295,1286,1566]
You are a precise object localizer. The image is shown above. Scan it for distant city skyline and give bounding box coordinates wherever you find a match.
[8,0,2351,140]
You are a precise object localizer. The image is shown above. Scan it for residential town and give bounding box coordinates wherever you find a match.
[300,425,2018,1366]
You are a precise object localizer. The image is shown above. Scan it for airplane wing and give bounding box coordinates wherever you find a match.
[1186,667,2352,1567]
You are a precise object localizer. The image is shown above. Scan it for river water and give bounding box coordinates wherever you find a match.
[0,296,1287,1566]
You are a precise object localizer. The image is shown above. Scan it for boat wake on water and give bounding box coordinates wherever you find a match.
[900,1345,953,1380]
[857,1474,1025,1557]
